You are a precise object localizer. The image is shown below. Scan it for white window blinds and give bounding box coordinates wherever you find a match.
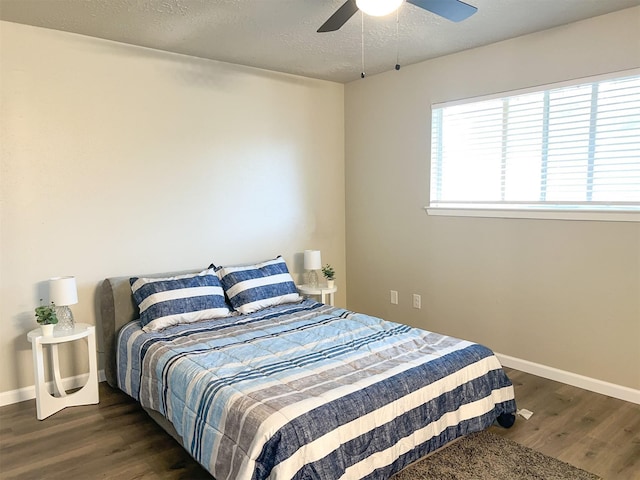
[429,72,640,220]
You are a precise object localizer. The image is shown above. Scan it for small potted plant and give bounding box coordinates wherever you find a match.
[321,264,336,288]
[35,301,58,336]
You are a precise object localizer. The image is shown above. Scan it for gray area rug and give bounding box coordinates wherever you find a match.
[392,430,601,480]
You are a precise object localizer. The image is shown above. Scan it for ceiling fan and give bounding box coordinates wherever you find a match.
[318,0,478,33]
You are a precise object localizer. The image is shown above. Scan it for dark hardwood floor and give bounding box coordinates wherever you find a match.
[0,368,638,479]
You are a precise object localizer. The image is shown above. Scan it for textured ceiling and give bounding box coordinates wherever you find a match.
[1,0,639,83]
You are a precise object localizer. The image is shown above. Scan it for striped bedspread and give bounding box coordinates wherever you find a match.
[117,300,516,480]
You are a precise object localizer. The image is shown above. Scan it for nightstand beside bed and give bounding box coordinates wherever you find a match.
[27,323,99,420]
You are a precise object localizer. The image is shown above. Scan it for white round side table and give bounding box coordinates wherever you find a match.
[27,323,99,420]
[297,284,337,306]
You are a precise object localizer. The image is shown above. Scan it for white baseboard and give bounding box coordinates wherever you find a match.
[0,369,107,407]
[496,353,640,405]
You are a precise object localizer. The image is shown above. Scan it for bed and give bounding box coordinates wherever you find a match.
[100,260,516,480]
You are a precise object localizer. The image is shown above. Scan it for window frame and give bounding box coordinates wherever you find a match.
[426,69,640,222]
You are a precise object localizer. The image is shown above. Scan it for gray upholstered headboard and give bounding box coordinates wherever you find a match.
[100,269,197,388]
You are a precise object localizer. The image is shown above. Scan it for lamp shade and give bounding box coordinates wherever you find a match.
[304,250,322,270]
[49,276,78,306]
[356,0,404,17]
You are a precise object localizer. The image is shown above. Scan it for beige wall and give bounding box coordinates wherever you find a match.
[345,8,640,389]
[0,22,345,395]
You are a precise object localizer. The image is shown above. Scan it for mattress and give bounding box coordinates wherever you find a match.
[117,299,516,479]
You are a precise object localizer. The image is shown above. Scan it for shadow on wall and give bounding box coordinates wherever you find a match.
[72,31,324,91]
[8,281,49,391]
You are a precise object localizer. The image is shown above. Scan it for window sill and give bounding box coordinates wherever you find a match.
[424,206,640,222]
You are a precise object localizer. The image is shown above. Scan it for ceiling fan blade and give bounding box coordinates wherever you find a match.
[318,0,360,32]
[407,0,477,22]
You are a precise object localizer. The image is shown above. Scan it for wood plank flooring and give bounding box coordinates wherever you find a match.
[490,368,640,479]
[0,368,638,479]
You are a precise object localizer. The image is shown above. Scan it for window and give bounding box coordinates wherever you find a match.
[428,71,640,221]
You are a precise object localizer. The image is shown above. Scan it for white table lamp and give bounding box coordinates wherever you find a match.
[304,250,322,287]
[49,276,78,331]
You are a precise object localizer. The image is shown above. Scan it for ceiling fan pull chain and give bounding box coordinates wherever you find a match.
[360,11,366,78]
[395,8,401,71]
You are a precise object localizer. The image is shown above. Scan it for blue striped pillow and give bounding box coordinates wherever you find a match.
[130,269,230,332]
[215,257,301,314]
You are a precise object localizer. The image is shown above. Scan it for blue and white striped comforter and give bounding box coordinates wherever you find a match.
[117,300,516,479]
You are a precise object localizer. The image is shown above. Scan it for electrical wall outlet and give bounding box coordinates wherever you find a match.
[390,290,398,305]
[412,294,421,309]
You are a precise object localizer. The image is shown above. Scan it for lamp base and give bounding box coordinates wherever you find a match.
[55,306,75,331]
[308,270,319,288]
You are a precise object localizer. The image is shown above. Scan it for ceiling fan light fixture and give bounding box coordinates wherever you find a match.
[355,0,404,17]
